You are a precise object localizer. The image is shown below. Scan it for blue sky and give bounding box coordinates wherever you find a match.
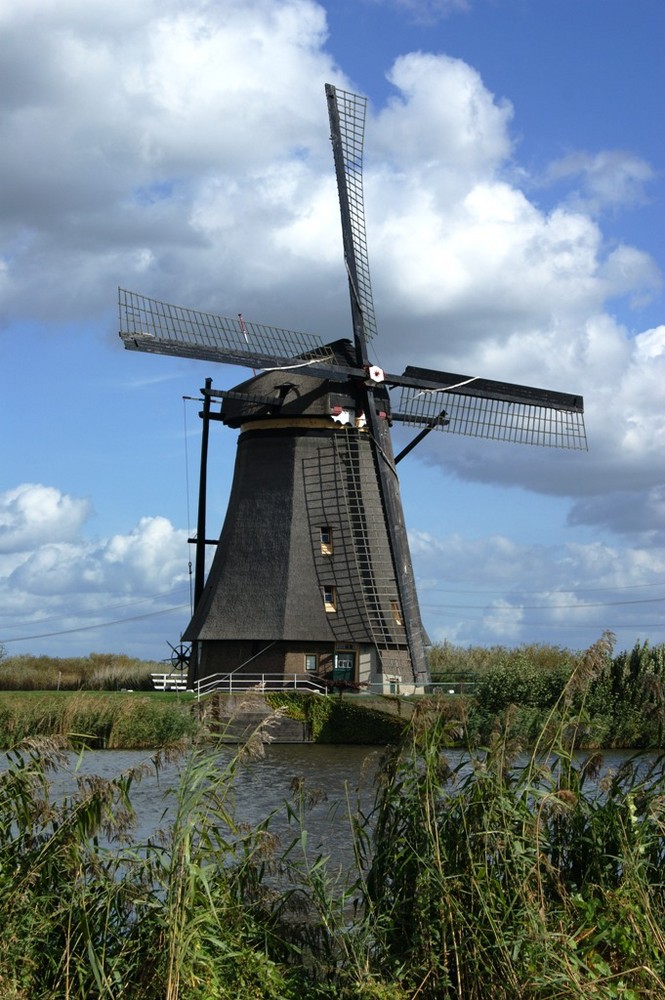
[1,0,663,662]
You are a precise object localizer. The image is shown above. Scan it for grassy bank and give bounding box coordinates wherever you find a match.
[2,637,665,750]
[0,691,197,749]
[0,689,408,749]
[1,633,664,998]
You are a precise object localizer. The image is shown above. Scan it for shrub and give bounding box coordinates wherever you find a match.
[428,640,574,681]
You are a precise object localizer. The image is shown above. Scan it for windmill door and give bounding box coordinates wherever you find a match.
[333,650,356,683]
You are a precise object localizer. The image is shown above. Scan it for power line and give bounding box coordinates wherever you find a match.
[422,581,665,596]
[0,587,191,628]
[420,597,664,611]
[0,604,190,645]
[427,609,665,630]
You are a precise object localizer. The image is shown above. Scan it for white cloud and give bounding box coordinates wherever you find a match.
[468,319,665,503]
[377,53,513,177]
[104,516,190,591]
[482,599,524,640]
[7,508,189,597]
[544,150,655,215]
[0,0,342,320]
[0,485,190,656]
[1,3,659,377]
[0,484,91,553]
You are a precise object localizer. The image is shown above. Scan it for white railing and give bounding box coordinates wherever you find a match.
[151,672,190,692]
[150,672,473,698]
[194,672,329,700]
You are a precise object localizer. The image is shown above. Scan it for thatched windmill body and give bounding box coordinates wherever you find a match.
[120,86,586,691]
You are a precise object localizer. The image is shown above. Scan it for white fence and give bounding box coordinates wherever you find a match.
[151,672,190,692]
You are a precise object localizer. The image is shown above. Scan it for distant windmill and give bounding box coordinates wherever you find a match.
[119,85,586,691]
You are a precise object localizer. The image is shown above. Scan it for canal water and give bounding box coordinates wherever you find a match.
[41,744,390,867]
[5,744,659,869]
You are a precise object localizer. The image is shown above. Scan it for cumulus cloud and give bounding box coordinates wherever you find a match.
[356,63,662,528]
[8,513,188,597]
[0,484,186,595]
[376,53,513,178]
[411,318,664,517]
[0,484,91,553]
[0,485,190,655]
[411,529,665,647]
[0,0,343,321]
[1,2,659,372]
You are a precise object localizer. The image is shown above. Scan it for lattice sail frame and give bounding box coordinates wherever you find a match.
[118,288,333,368]
[329,87,378,342]
[119,83,587,455]
[396,385,587,450]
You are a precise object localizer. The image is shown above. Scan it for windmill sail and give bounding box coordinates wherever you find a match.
[327,83,430,684]
[119,288,334,373]
[395,367,587,450]
[326,85,378,347]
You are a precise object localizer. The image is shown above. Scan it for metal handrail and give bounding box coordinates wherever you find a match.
[194,672,329,700]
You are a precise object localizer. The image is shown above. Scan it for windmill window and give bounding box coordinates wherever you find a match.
[320,526,333,555]
[391,600,403,626]
[305,653,318,672]
[323,586,337,612]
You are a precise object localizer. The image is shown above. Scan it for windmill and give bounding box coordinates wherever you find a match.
[119,85,586,692]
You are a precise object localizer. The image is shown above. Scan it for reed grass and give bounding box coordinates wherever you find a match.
[1,634,664,997]
[0,691,197,749]
[0,652,160,691]
[349,632,665,998]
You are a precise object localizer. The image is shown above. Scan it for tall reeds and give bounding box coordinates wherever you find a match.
[0,725,306,999]
[0,653,160,691]
[0,692,197,748]
[350,632,665,998]
[1,634,664,998]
